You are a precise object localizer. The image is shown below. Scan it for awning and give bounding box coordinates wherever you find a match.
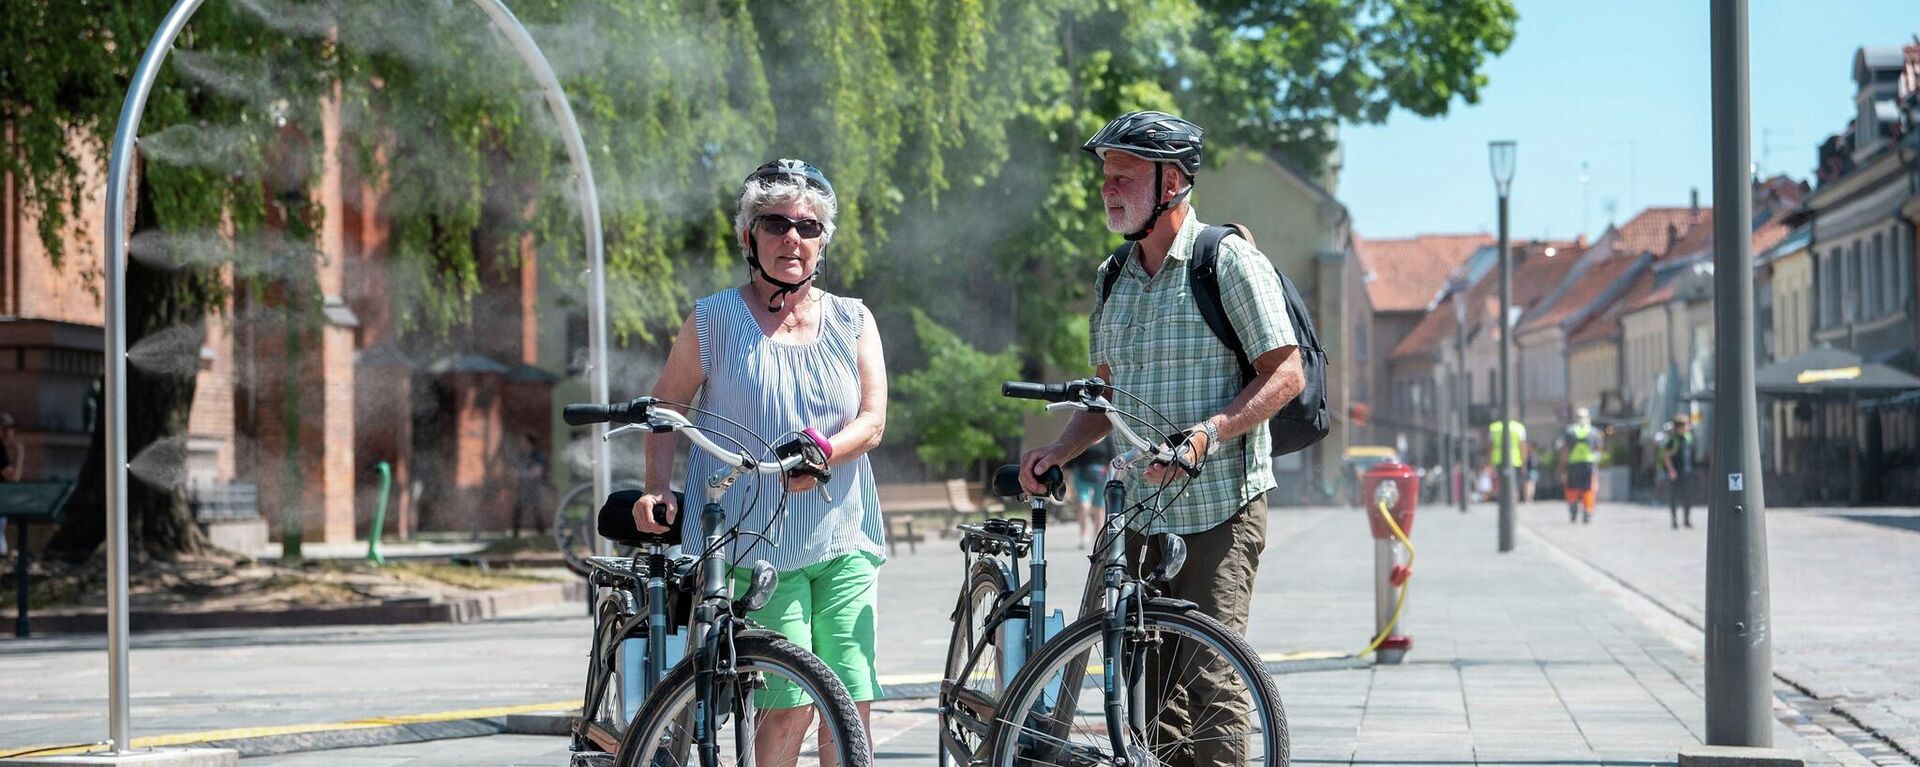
[1754,346,1920,395]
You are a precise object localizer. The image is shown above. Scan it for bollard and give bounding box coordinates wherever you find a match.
[368,461,392,566]
[1360,462,1419,664]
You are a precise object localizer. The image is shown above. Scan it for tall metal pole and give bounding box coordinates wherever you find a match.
[102,1,209,749]
[103,0,605,752]
[1497,193,1515,552]
[1706,0,1772,745]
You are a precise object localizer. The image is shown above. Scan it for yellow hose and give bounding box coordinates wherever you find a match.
[1357,499,1416,658]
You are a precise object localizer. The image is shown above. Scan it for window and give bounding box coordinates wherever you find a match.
[1824,248,1842,327]
[1873,234,1889,319]
[1846,241,1862,322]
[1902,226,1915,311]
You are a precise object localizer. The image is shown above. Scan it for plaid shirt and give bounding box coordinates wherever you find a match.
[1089,214,1298,535]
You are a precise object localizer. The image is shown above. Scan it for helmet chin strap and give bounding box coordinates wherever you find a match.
[1122,163,1192,242]
[746,238,819,313]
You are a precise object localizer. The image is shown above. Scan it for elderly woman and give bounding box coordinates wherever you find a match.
[630,159,887,763]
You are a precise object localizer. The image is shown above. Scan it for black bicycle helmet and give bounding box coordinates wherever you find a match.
[1081,110,1204,179]
[739,159,835,313]
[744,158,836,203]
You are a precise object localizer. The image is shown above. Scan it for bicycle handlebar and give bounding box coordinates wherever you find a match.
[1002,379,1200,479]
[562,399,814,477]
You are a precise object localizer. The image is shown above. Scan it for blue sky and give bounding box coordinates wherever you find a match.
[1340,0,1917,241]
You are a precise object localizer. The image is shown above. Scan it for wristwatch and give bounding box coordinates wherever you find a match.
[1198,418,1220,449]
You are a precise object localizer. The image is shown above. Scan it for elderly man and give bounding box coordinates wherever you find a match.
[1018,110,1305,767]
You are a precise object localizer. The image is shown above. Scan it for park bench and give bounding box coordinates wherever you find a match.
[875,478,1006,556]
[0,480,76,637]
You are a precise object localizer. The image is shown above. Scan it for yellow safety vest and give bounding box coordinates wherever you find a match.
[1566,424,1597,464]
[1487,420,1526,468]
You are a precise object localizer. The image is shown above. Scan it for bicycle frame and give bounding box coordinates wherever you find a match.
[941,498,1062,762]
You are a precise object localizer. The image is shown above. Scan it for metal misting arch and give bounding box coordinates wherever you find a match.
[100,0,612,752]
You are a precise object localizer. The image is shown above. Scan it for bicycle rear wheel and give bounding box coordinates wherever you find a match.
[939,562,1010,767]
[614,633,870,767]
[984,606,1287,767]
[557,480,643,576]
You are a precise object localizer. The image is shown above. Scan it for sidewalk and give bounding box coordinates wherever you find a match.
[231,502,1888,766]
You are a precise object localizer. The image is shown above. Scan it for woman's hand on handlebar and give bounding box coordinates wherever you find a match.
[631,491,679,535]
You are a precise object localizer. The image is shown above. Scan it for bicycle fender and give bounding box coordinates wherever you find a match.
[732,627,789,643]
[1147,596,1199,612]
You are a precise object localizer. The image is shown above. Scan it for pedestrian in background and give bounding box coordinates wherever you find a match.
[1659,416,1695,529]
[0,413,21,556]
[1559,407,1601,524]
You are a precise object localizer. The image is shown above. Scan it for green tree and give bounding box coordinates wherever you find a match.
[4,0,1514,558]
[892,310,1028,475]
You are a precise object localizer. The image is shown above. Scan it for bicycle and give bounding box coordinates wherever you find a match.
[944,378,1288,767]
[560,396,871,767]
[555,477,644,578]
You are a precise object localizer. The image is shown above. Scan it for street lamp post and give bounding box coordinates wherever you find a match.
[1489,140,1517,552]
[1705,0,1773,746]
[1453,280,1470,512]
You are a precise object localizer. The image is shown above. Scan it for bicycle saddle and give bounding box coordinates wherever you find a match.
[597,489,688,547]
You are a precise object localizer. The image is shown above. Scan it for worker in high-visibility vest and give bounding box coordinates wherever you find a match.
[1487,419,1526,501]
[1559,407,1602,524]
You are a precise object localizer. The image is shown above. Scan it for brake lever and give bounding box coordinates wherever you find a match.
[604,423,646,441]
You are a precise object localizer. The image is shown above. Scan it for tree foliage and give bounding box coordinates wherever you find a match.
[892,309,1028,473]
[2,0,1516,533]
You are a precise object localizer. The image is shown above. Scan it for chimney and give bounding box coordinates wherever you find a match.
[1690,188,1700,217]
[1667,222,1681,252]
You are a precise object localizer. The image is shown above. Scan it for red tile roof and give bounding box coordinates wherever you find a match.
[1390,294,1459,361]
[1568,268,1654,347]
[1388,239,1584,362]
[1518,252,1646,336]
[1606,206,1711,258]
[1354,233,1493,312]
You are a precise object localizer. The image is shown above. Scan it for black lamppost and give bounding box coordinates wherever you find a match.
[1489,140,1517,552]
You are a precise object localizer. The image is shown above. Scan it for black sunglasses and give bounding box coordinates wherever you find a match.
[755,214,825,240]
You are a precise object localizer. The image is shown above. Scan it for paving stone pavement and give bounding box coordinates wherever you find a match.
[234,502,1890,766]
[1530,501,1920,765]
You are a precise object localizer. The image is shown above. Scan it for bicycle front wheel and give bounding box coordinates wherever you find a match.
[614,633,871,767]
[984,606,1288,767]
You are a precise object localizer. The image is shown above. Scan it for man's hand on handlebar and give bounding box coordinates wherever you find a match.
[631,491,679,535]
[1143,429,1208,485]
[1018,443,1077,497]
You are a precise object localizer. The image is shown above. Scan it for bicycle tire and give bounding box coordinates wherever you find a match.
[557,480,644,577]
[613,632,871,767]
[939,561,1011,767]
[984,606,1288,767]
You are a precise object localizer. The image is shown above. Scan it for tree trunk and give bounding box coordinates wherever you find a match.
[46,162,214,563]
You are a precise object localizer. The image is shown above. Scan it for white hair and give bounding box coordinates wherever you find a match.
[734,178,837,250]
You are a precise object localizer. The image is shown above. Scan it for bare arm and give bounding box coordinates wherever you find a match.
[629,313,704,534]
[1208,345,1302,442]
[823,308,887,468]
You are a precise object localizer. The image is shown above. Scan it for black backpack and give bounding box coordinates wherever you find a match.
[1097,224,1331,457]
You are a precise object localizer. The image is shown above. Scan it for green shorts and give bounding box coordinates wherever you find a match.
[729,552,882,708]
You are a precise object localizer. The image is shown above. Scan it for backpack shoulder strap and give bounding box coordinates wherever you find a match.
[1188,225,1255,382]
[1096,242,1133,304]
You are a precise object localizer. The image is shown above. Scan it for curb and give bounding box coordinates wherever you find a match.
[0,703,579,761]
[14,581,587,636]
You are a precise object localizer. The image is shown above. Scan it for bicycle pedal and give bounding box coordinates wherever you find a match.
[569,751,616,767]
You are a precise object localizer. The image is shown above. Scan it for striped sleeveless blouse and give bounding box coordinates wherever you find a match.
[682,287,887,571]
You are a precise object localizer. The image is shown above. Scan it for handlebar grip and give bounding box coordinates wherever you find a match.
[563,403,611,426]
[1001,381,1064,402]
[990,464,1064,500]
